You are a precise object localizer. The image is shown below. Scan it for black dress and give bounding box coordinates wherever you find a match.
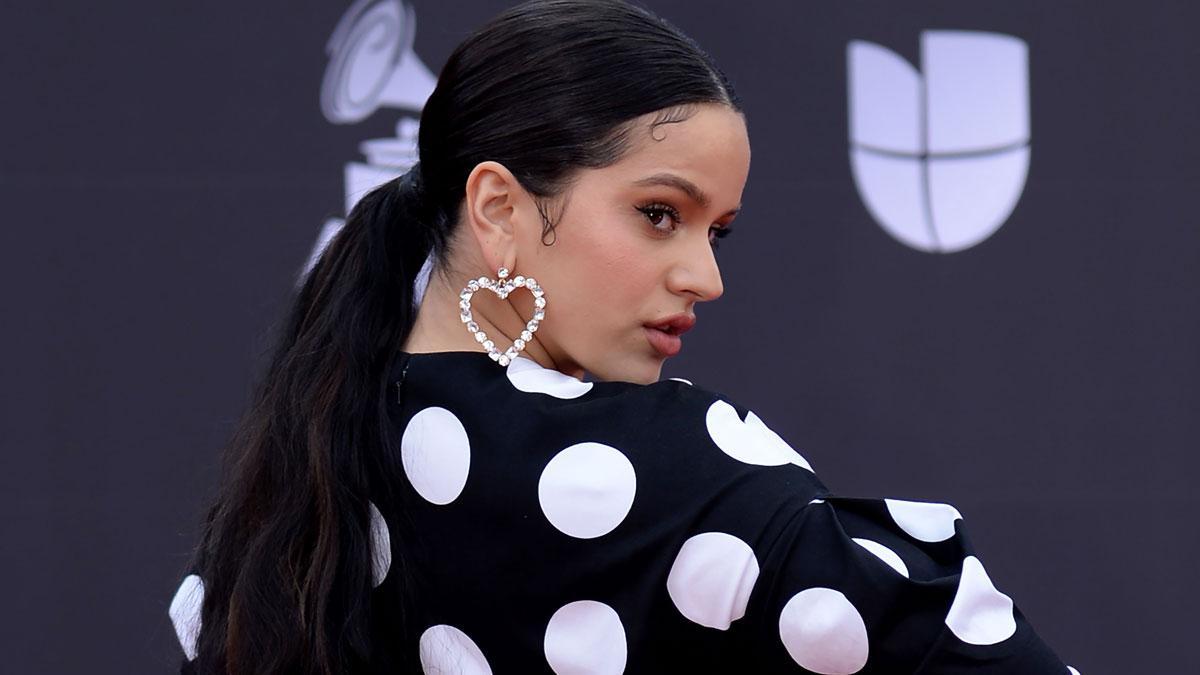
[170,349,1081,674]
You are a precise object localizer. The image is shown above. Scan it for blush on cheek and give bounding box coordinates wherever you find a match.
[552,204,662,349]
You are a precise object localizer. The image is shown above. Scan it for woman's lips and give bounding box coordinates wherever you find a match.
[644,325,682,357]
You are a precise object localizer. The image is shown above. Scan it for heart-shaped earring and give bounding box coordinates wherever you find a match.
[458,266,546,367]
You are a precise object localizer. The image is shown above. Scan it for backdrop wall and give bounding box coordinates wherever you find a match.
[4,1,1196,673]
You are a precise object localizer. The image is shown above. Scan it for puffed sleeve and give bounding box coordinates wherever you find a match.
[656,385,1082,674]
[734,493,1076,673]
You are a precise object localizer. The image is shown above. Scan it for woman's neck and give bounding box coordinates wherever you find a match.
[402,269,584,380]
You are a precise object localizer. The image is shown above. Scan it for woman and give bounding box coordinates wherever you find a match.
[169,0,1083,673]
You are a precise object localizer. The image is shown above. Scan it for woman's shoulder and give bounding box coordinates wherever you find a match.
[396,349,779,422]
[393,348,825,466]
[390,349,830,504]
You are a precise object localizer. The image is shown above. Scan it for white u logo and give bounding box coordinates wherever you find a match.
[847,31,1031,253]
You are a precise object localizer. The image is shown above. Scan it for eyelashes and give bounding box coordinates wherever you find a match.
[635,202,735,250]
[711,226,734,249]
[635,203,682,231]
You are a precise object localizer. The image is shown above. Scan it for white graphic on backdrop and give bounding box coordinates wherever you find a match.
[847,31,1030,253]
[302,0,436,281]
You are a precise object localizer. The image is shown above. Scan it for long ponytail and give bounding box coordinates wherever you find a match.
[189,165,435,674]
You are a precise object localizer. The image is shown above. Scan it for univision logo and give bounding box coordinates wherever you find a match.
[847,31,1030,253]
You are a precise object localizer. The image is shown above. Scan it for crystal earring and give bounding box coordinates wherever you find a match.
[458,266,546,367]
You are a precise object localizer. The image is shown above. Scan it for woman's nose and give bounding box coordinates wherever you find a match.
[669,238,724,302]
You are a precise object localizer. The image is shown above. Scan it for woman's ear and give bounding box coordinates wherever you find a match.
[464,160,523,271]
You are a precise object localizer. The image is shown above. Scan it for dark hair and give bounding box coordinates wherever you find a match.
[185,0,741,672]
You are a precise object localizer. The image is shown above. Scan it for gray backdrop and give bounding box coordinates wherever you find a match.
[3,1,1196,673]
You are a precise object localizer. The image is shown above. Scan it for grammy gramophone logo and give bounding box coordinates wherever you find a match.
[303,0,436,281]
[847,30,1031,253]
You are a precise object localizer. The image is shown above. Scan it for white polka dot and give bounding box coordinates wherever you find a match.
[538,442,636,539]
[419,624,492,674]
[851,538,909,578]
[402,406,471,505]
[778,587,869,674]
[884,498,963,542]
[666,532,760,630]
[1068,667,1081,675]
[168,574,204,661]
[543,600,627,675]
[945,555,1017,646]
[705,399,813,471]
[809,498,826,504]
[667,376,693,385]
[368,501,391,587]
[507,354,593,398]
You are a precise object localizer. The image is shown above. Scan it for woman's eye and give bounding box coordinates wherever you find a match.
[638,203,734,251]
[637,203,682,233]
[709,224,734,250]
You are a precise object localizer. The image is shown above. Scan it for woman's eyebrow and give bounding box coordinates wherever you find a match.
[632,173,741,216]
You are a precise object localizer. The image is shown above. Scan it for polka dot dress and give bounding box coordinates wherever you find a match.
[170,350,1081,674]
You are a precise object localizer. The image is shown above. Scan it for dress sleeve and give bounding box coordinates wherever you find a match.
[734,492,1076,673]
[660,387,1081,674]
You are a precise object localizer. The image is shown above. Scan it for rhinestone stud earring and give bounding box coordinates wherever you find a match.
[459,266,546,367]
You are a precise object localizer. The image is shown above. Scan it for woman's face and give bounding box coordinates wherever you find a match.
[517,103,751,385]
